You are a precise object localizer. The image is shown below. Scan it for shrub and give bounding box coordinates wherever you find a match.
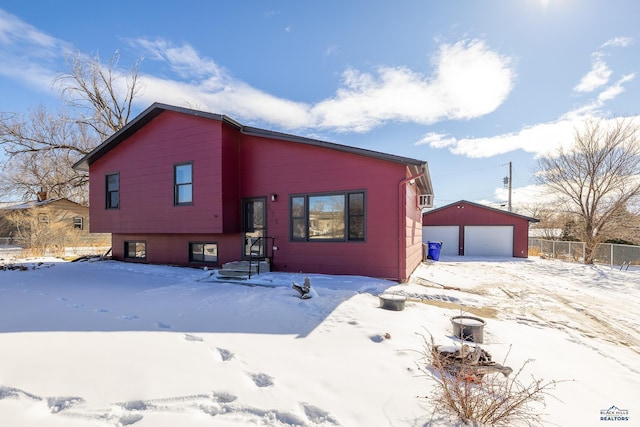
[419,334,561,426]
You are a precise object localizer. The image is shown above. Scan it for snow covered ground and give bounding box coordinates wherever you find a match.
[0,255,638,426]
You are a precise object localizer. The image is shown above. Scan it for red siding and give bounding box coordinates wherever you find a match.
[403,175,424,278]
[90,111,239,234]
[238,135,407,280]
[89,109,427,281]
[112,233,240,266]
[422,201,531,258]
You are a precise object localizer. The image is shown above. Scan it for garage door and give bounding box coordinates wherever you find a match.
[464,226,513,257]
[423,226,459,256]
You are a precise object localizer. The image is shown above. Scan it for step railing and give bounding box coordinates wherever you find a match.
[248,236,275,279]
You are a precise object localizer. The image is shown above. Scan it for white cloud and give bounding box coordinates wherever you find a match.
[0,9,70,93]
[309,39,515,132]
[574,53,611,93]
[601,37,632,48]
[422,37,636,160]
[0,9,59,50]
[130,38,514,133]
[574,37,634,94]
[417,119,579,158]
[0,9,516,134]
[415,132,457,149]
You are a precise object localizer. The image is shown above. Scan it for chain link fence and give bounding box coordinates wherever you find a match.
[529,238,640,267]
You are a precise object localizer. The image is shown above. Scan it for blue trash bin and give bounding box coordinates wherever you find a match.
[427,241,442,261]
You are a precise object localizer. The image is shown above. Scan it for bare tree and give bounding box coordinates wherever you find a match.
[0,51,143,203]
[0,107,97,203]
[536,117,640,263]
[54,50,143,139]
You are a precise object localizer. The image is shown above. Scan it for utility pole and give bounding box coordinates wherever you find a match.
[503,161,512,212]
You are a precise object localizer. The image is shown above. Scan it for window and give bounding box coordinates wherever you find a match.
[106,173,119,209]
[124,241,146,260]
[73,217,84,230]
[38,213,49,224]
[174,163,193,205]
[189,242,218,264]
[290,191,365,242]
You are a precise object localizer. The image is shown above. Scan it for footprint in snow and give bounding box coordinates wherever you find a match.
[119,414,143,426]
[120,314,139,321]
[369,334,385,343]
[218,348,234,361]
[212,391,237,403]
[250,372,274,387]
[184,334,203,342]
[47,396,84,413]
[211,347,234,361]
[122,400,148,411]
[302,403,340,425]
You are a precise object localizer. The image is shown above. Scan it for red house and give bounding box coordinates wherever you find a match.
[74,103,433,281]
[422,200,538,258]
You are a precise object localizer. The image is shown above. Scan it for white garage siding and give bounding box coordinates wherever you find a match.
[422,226,459,256]
[464,226,513,257]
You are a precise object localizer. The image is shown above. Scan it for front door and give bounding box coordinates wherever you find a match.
[243,197,267,259]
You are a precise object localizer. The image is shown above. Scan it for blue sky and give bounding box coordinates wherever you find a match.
[1,0,639,209]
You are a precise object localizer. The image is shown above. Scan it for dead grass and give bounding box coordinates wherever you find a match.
[408,298,498,319]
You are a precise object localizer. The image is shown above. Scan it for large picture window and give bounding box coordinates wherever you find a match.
[290,191,365,242]
[106,173,119,209]
[124,241,146,260]
[174,162,193,205]
[190,242,218,264]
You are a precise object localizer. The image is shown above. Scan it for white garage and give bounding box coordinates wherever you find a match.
[422,225,459,256]
[463,226,513,257]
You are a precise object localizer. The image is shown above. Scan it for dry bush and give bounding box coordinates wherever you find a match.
[528,247,540,257]
[419,334,561,426]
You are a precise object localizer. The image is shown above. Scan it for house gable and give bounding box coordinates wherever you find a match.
[86,110,238,234]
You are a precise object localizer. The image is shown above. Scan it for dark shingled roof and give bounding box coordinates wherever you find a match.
[73,103,434,195]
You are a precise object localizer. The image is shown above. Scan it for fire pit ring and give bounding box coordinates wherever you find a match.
[451,315,486,343]
[379,294,407,311]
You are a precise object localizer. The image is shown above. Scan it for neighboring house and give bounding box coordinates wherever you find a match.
[0,194,109,251]
[422,200,539,258]
[73,103,434,281]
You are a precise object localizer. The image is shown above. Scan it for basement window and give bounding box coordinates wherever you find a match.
[124,241,146,260]
[189,242,218,264]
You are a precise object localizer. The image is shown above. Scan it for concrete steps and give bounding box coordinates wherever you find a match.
[217,260,270,280]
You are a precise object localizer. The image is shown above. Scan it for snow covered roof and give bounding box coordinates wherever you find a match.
[0,198,83,210]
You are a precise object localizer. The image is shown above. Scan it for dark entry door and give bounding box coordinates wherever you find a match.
[243,197,267,259]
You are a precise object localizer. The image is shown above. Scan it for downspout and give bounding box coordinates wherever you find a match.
[398,172,425,282]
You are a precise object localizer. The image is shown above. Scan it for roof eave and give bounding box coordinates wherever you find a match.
[72,103,431,179]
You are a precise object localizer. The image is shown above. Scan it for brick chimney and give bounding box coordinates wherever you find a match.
[36,188,47,202]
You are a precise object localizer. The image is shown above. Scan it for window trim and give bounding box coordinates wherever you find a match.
[174,162,193,206]
[105,172,120,210]
[38,213,49,225]
[73,217,84,230]
[289,190,366,242]
[124,240,146,260]
[189,242,219,264]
